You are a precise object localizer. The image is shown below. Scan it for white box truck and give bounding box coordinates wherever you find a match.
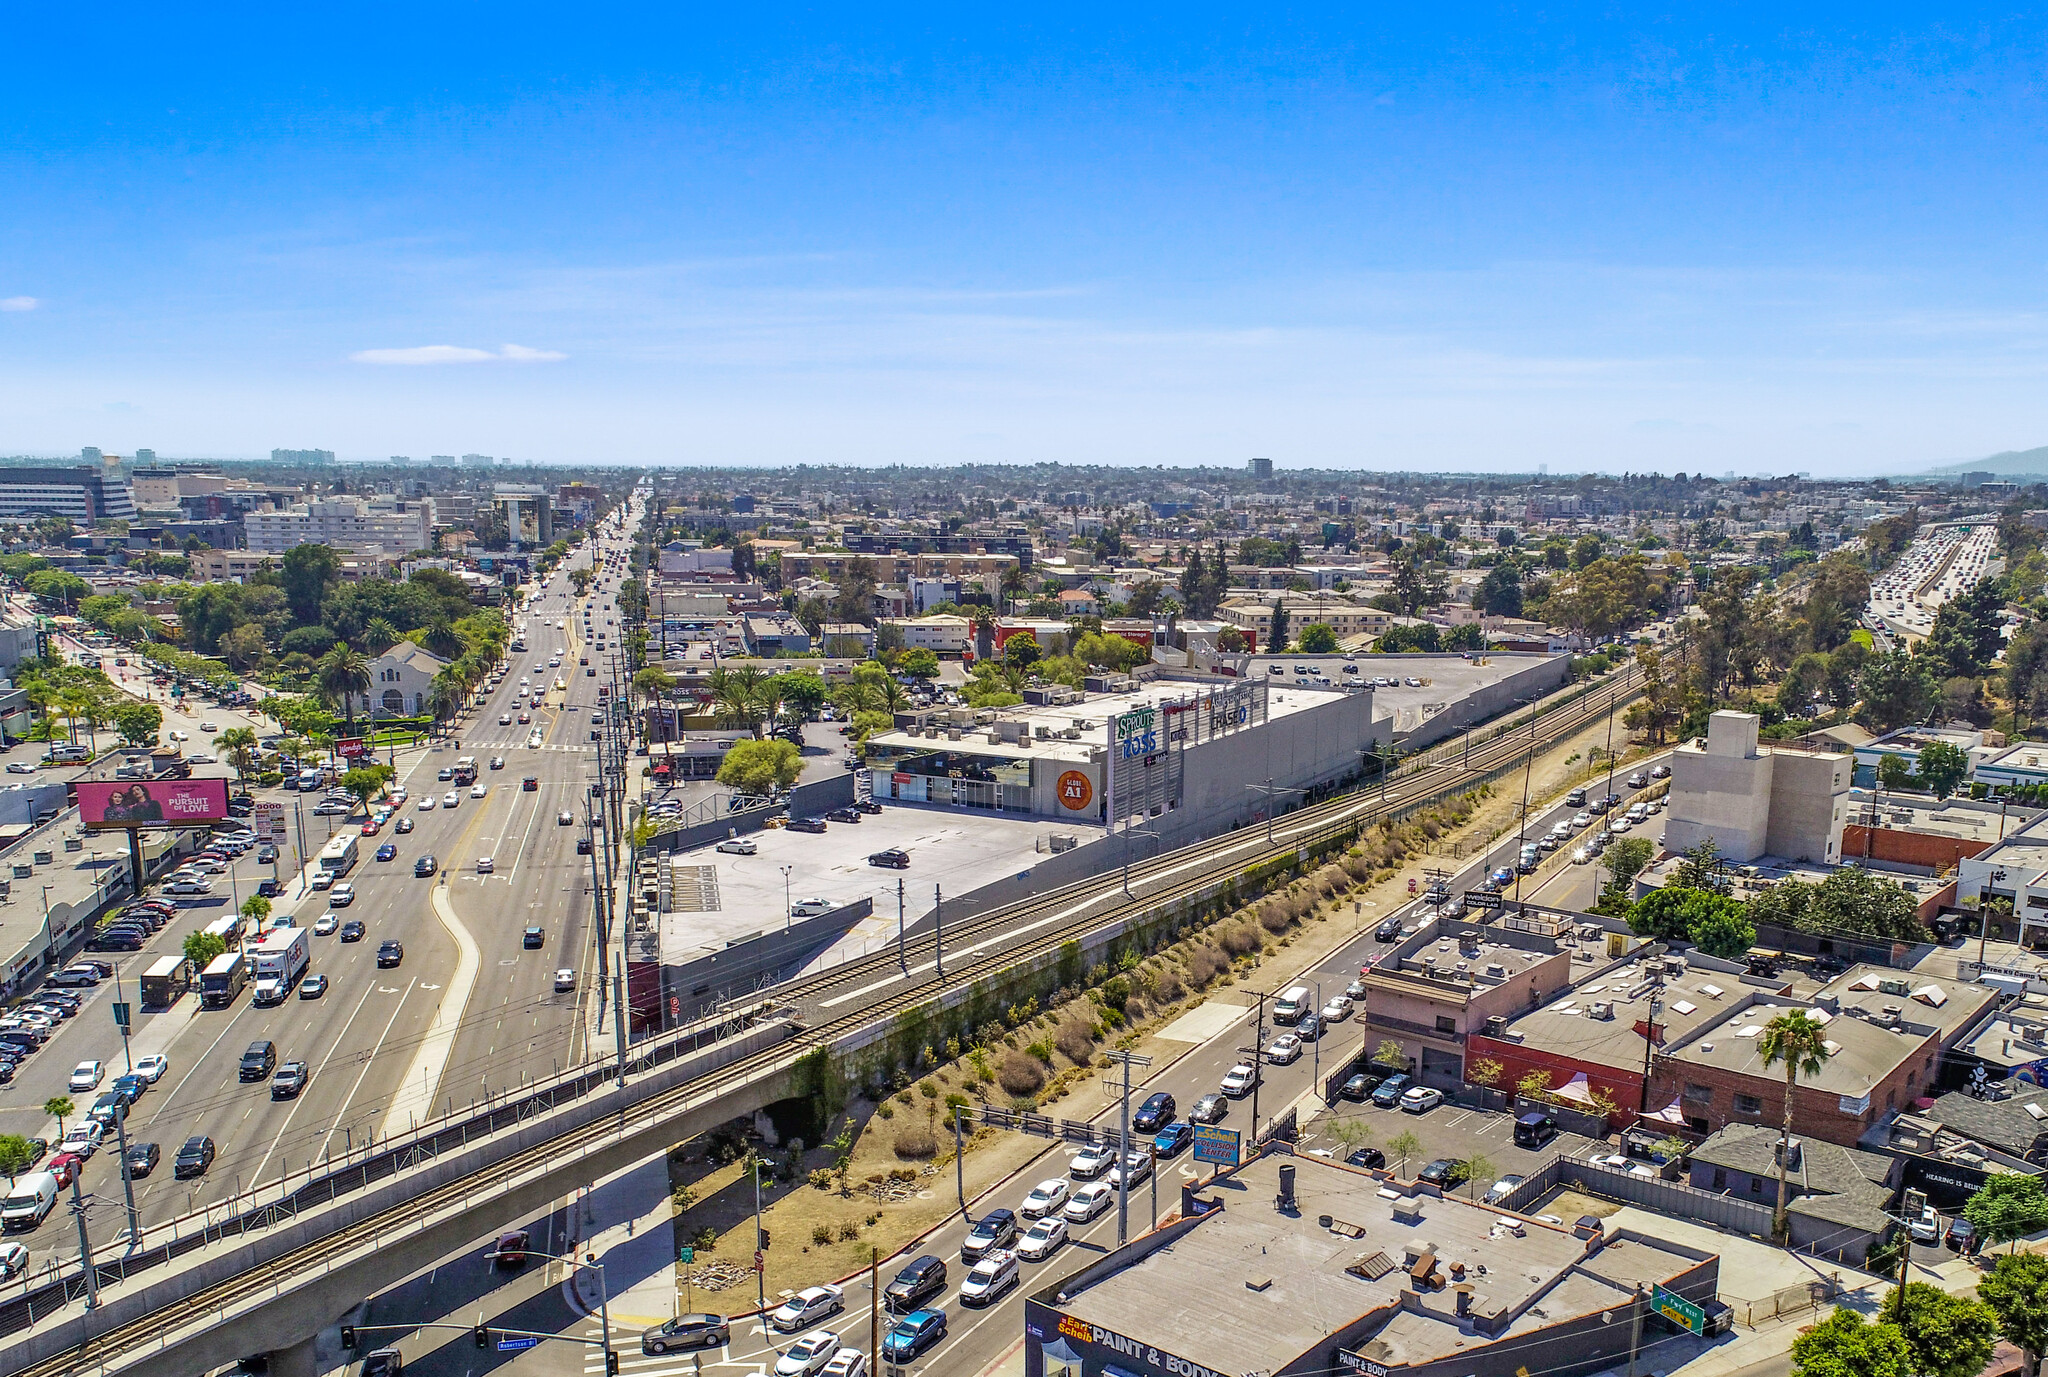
[250,926,311,1005]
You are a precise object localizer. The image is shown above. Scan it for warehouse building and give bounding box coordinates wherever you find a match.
[1025,1153,1719,1377]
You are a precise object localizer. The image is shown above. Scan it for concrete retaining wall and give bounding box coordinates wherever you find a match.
[662,899,873,1023]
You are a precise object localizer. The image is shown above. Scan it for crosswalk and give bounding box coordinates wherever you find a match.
[577,1332,765,1376]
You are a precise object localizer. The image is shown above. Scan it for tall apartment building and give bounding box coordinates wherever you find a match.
[0,467,136,523]
[270,448,334,464]
[1664,711,1851,864]
[1247,456,1274,479]
[243,496,436,556]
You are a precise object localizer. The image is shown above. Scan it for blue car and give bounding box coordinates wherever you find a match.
[1154,1121,1193,1157]
[375,843,397,862]
[882,1309,946,1363]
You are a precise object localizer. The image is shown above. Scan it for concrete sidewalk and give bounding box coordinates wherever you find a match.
[564,1153,681,1331]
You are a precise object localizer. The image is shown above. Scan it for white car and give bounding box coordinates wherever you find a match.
[1320,995,1353,1023]
[62,1121,104,1155]
[1017,1215,1067,1261]
[165,877,212,895]
[1019,1178,1070,1219]
[470,783,487,798]
[477,856,495,874]
[770,1285,844,1333]
[1264,1034,1303,1064]
[791,898,832,917]
[68,1060,104,1093]
[418,795,437,810]
[821,1350,866,1377]
[442,791,460,809]
[1064,1181,1114,1222]
[308,871,334,891]
[0,1240,29,1280]
[716,839,757,855]
[774,1332,840,1377]
[554,968,576,992]
[959,1250,1019,1306]
[1221,1062,1260,1097]
[327,882,357,906]
[1068,1143,1116,1180]
[135,1054,168,1083]
[1400,1086,1444,1113]
[1106,1152,1151,1189]
[314,914,339,936]
[1571,848,1591,865]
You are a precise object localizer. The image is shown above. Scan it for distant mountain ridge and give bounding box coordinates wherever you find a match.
[1920,445,2048,478]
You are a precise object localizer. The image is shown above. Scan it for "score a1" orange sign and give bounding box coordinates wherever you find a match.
[1057,770,1094,810]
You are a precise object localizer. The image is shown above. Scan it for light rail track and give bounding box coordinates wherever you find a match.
[10,666,1643,1377]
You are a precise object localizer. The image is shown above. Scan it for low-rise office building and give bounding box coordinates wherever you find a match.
[0,467,136,523]
[245,496,436,555]
[1026,1153,1719,1377]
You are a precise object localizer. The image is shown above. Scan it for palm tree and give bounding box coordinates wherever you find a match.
[420,621,466,661]
[362,617,401,655]
[426,672,466,731]
[708,667,768,737]
[1759,1009,1833,1239]
[218,727,258,787]
[316,643,372,735]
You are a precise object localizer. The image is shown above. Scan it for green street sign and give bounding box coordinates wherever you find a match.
[111,1002,131,1029]
[1652,1283,1704,1335]
[678,1246,694,1264]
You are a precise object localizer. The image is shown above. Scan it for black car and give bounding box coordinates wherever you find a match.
[173,1135,215,1178]
[1339,1071,1385,1102]
[414,855,438,877]
[883,1256,948,1313]
[523,926,545,949]
[1189,1093,1228,1124]
[825,807,862,823]
[1347,1147,1387,1170]
[1132,1092,1176,1134]
[786,817,828,834]
[867,849,911,869]
[853,799,882,814]
[961,1208,1017,1262]
[640,1315,728,1356]
[1418,1158,1468,1188]
[239,1040,276,1080]
[125,1141,161,1177]
[1375,915,1404,942]
[339,920,366,942]
[377,941,404,967]
[576,837,592,854]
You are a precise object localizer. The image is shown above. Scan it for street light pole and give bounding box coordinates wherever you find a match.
[1104,1050,1151,1247]
[780,865,793,932]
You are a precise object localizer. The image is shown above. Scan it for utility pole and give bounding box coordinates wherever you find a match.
[870,1247,880,1362]
[1104,1049,1152,1246]
[1509,741,1536,911]
[1120,812,1158,898]
[1240,989,1271,1141]
[750,1151,767,1323]
[933,884,944,981]
[1636,958,1666,1115]
[70,1174,97,1310]
[896,878,907,973]
[1244,777,1303,845]
[953,1106,968,1214]
[586,802,611,1025]
[1624,1281,1646,1377]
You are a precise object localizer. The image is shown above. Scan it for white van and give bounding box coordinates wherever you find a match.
[1,1171,59,1232]
[1272,985,1313,1026]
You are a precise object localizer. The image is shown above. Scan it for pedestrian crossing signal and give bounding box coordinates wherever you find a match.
[606,1353,620,1374]
[339,1325,356,1349]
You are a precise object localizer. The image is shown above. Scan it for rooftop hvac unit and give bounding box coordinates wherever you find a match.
[1036,726,1053,739]
[2023,1025,2048,1044]
[1588,1001,1615,1020]
[1485,963,1506,978]
[947,729,963,741]
[1484,1016,1507,1036]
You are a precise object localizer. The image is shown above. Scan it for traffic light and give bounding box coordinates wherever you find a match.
[606,1354,620,1375]
[473,1325,488,1349]
[339,1325,356,1350]
[757,1226,770,1251]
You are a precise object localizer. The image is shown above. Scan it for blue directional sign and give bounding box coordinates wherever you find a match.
[497,1336,538,1352]
[1192,1124,1240,1166]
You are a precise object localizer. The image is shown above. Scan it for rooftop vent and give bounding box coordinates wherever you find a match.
[1775,1137,1803,1170]
[1276,1164,1298,1213]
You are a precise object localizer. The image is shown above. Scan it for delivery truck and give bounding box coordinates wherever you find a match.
[249,926,311,1005]
[200,950,248,1009]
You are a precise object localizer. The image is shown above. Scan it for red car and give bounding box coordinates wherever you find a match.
[46,1151,83,1188]
[359,819,381,836]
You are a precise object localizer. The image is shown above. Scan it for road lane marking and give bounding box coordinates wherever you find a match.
[313,975,418,1163]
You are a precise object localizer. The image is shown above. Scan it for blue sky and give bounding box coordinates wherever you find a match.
[4,6,2046,473]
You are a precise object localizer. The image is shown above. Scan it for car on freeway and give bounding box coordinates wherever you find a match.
[554,968,576,992]
[125,1142,161,1178]
[1107,1151,1152,1190]
[376,941,404,968]
[328,882,357,907]
[470,783,487,798]
[1221,1062,1260,1097]
[1188,1093,1228,1124]
[1132,1092,1176,1133]
[414,855,437,877]
[1019,1178,1070,1219]
[961,1208,1018,1262]
[1264,1034,1303,1064]
[173,1136,215,1179]
[523,926,545,948]
[417,795,436,811]
[46,1151,83,1186]
[271,1061,309,1099]
[490,756,505,770]
[1627,772,1650,789]
[165,877,212,895]
[374,842,396,862]
[880,1310,946,1364]
[639,1314,729,1355]
[1375,915,1404,941]
[335,919,365,943]
[1651,764,1672,780]
[1068,1143,1116,1179]
[299,974,329,999]
[959,1251,1019,1306]
[867,848,911,869]
[1322,995,1353,1022]
[1400,1086,1445,1113]
[1418,1158,1468,1189]
[1371,1074,1412,1108]
[441,791,460,809]
[768,1285,844,1332]
[1017,1216,1067,1262]
[477,856,495,874]
[135,1054,168,1083]
[1154,1121,1194,1157]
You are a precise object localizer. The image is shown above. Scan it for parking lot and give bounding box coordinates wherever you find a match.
[1298,1095,1604,1196]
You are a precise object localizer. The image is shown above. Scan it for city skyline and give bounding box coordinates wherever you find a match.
[3,9,2047,473]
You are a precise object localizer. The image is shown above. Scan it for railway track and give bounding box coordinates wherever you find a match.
[13,665,1643,1377]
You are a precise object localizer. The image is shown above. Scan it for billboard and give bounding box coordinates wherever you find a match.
[336,738,368,759]
[78,778,230,830]
[1191,1124,1240,1166]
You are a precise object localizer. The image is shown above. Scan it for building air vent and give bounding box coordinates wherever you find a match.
[1588,1001,1615,1021]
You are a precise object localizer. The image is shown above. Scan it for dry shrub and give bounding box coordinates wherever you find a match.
[1124,996,1148,1023]
[1153,966,1185,1003]
[1258,903,1292,936]
[1186,946,1228,987]
[1343,854,1373,882]
[893,1129,938,1160]
[1055,1019,1098,1064]
[998,1050,1047,1095]
[1220,921,1264,956]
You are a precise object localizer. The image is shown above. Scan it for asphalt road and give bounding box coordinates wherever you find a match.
[0,508,644,1272]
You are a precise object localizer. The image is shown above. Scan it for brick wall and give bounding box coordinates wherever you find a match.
[1463,1035,1646,1126]
[1841,824,1988,871]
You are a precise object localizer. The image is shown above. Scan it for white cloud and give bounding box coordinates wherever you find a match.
[0,296,39,312]
[349,343,565,365]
